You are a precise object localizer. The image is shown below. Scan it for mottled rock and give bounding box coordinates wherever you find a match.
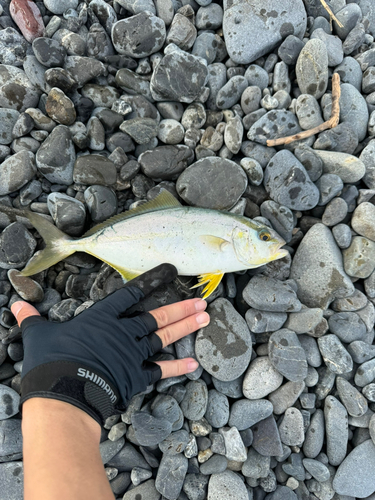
[269,329,308,382]
[296,39,328,99]
[73,154,116,187]
[243,276,302,313]
[318,335,353,374]
[10,0,44,43]
[0,150,36,195]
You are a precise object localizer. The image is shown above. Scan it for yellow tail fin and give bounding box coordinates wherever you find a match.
[0,205,77,277]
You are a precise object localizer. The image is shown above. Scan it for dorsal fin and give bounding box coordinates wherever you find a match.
[81,189,182,238]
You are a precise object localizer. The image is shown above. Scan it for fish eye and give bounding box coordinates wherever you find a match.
[259,230,271,242]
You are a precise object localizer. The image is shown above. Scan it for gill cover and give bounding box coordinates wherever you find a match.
[232,227,256,266]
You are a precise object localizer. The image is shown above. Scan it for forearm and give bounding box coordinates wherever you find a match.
[22,398,115,500]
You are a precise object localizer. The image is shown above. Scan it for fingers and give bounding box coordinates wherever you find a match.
[154,358,199,379]
[11,301,40,327]
[155,310,210,348]
[149,298,207,329]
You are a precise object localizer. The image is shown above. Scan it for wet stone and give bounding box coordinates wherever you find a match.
[32,37,66,68]
[334,57,363,91]
[45,87,76,126]
[36,125,75,185]
[195,298,252,381]
[48,298,82,322]
[177,157,247,210]
[216,75,248,110]
[151,50,208,103]
[73,154,116,187]
[263,149,319,211]
[47,192,85,237]
[0,150,36,195]
[0,222,36,270]
[7,269,43,303]
[139,145,191,181]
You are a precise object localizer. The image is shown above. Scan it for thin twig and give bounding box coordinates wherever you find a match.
[266,73,341,147]
[319,0,344,29]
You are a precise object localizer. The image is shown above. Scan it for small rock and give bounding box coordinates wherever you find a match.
[9,0,44,43]
[318,335,353,374]
[296,39,328,99]
[248,110,302,147]
[269,329,308,382]
[243,356,283,399]
[45,87,76,125]
[0,150,36,195]
[0,385,20,419]
[7,269,43,302]
[47,192,86,237]
[0,222,36,270]
[279,408,305,447]
[155,453,188,500]
[207,469,248,499]
[32,37,66,68]
[243,276,302,313]
[36,125,75,184]
[336,376,368,417]
[131,411,172,447]
[73,154,117,187]
[219,426,247,462]
[343,236,375,279]
[229,399,273,431]
[252,414,284,456]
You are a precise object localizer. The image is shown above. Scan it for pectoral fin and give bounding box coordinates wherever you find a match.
[191,272,225,299]
[200,235,231,252]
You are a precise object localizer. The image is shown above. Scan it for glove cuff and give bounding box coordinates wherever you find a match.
[20,361,121,426]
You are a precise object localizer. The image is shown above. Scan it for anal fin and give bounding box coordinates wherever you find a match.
[191,272,224,300]
[86,252,139,283]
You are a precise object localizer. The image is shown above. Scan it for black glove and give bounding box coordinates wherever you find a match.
[19,264,178,426]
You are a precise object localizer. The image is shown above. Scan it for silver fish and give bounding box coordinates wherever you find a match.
[5,190,288,298]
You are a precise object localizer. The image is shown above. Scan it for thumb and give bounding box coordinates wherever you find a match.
[11,301,41,327]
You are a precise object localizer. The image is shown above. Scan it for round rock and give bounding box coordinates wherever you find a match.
[243,356,283,399]
[0,150,36,195]
[195,298,253,381]
[296,39,328,99]
[32,37,66,68]
[177,157,247,210]
[268,329,308,382]
[207,470,248,500]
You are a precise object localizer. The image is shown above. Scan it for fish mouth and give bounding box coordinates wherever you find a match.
[272,241,289,260]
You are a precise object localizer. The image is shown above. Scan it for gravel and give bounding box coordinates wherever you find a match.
[1,1,375,499]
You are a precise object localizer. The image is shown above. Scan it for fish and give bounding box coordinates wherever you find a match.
[1,190,288,299]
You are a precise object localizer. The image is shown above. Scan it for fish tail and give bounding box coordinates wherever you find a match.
[19,210,76,277]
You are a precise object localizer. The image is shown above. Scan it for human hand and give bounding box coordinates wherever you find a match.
[11,264,210,425]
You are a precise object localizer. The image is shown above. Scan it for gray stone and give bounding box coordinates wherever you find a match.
[229,399,273,430]
[84,185,117,223]
[195,298,252,381]
[166,13,196,51]
[241,141,276,168]
[130,467,152,486]
[219,426,247,462]
[64,56,106,88]
[290,223,354,309]
[156,453,188,500]
[123,479,160,500]
[279,408,305,447]
[107,442,150,472]
[333,439,375,497]
[339,83,369,142]
[314,123,358,155]
[318,335,353,374]
[0,419,22,461]
[131,411,172,446]
[302,459,330,483]
[332,224,352,249]
[241,86,262,115]
[73,154,116,187]
[324,395,348,466]
[303,409,325,459]
[244,65,269,91]
[224,115,243,154]
[343,236,375,279]
[7,270,43,303]
[200,455,227,476]
[100,438,125,464]
[0,222,37,270]
[296,94,324,131]
[47,192,86,237]
[0,150,36,195]
[158,119,184,145]
[316,174,344,206]
[311,29,344,67]
[204,390,229,428]
[139,145,191,181]
[347,341,375,364]
[222,0,306,65]
[192,33,217,64]
[216,76,248,109]
[0,28,27,67]
[296,39,328,99]
[120,118,158,145]
[355,358,375,387]
[0,462,23,500]
[243,356,283,399]
[111,12,165,58]
[313,150,365,184]
[243,276,302,313]
[32,37,66,69]
[242,447,270,478]
[0,65,40,112]
[284,308,323,335]
[206,63,227,111]
[36,125,75,184]
[183,473,209,500]
[252,415,284,457]
[152,395,184,432]
[159,430,190,456]
[334,57,363,91]
[264,149,319,210]
[352,202,375,242]
[248,110,302,147]
[268,329,308,382]
[328,312,367,343]
[207,470,248,499]
[212,375,244,399]
[268,381,306,415]
[151,50,208,103]
[278,35,305,66]
[336,376,368,417]
[260,200,294,243]
[245,309,287,333]
[335,3,363,39]
[321,198,348,227]
[181,380,208,421]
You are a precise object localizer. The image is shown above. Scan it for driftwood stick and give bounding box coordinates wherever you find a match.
[319,0,344,29]
[266,73,341,147]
